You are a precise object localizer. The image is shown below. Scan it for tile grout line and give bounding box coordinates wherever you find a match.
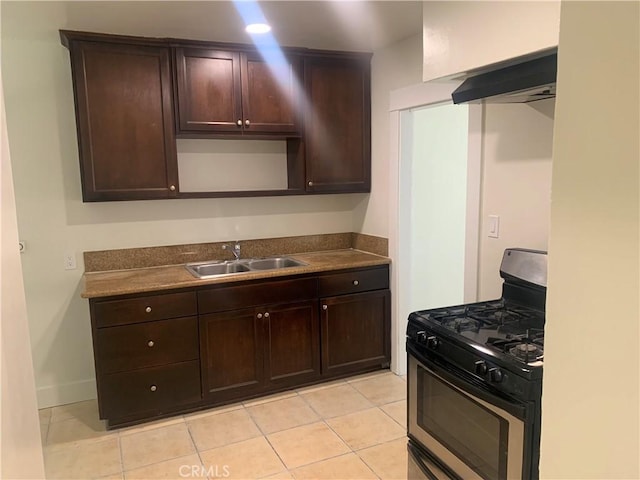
[116,435,125,479]
[288,451,381,479]
[185,419,208,479]
[117,420,198,476]
[261,424,295,477]
[378,401,407,430]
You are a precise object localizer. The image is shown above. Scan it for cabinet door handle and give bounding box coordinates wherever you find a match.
[169,185,176,192]
[236,119,242,126]
[147,340,154,348]
[257,313,263,319]
[308,181,313,187]
[322,304,328,311]
[245,119,250,127]
[264,312,270,318]
[145,306,152,313]
[352,280,359,286]
[150,385,157,392]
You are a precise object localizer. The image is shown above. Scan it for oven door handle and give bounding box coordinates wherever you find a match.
[408,343,528,419]
[408,441,459,480]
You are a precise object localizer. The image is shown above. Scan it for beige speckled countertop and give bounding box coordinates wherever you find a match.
[82,249,390,299]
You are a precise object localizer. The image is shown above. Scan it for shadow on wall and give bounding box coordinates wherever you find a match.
[484,98,556,162]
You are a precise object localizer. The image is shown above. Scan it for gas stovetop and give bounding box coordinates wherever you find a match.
[410,298,545,367]
[406,249,548,389]
[421,299,544,361]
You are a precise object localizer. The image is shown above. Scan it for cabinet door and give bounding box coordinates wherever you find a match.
[200,308,263,400]
[321,290,390,377]
[304,55,371,193]
[241,51,301,135]
[174,47,243,133]
[262,300,320,387]
[69,41,178,201]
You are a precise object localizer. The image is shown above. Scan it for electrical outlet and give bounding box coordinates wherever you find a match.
[64,252,77,270]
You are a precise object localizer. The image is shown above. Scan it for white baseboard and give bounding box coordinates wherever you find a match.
[36,379,97,408]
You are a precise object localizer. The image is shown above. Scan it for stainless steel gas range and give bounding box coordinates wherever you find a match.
[406,248,547,480]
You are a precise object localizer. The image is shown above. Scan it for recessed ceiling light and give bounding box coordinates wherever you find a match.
[245,23,271,34]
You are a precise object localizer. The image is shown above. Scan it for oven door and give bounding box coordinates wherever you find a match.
[408,344,528,480]
[408,439,459,480]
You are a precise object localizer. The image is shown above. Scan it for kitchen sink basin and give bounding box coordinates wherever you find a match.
[185,256,307,279]
[246,257,307,270]
[185,261,251,278]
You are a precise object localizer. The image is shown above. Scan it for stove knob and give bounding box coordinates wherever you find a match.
[474,361,488,375]
[416,330,427,344]
[489,367,503,383]
[426,336,439,350]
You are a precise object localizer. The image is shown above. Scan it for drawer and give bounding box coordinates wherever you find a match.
[96,317,199,374]
[99,360,201,419]
[318,267,389,297]
[93,291,197,328]
[198,277,317,314]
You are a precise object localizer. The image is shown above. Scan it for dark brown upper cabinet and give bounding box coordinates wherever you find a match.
[303,54,372,193]
[174,47,302,136]
[60,31,372,200]
[60,32,179,202]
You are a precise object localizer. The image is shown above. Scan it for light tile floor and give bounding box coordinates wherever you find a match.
[40,370,409,480]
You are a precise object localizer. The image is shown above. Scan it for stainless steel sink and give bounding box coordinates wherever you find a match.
[185,261,251,278]
[246,257,306,270]
[185,256,307,279]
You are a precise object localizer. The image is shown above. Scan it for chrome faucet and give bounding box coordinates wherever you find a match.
[222,241,241,260]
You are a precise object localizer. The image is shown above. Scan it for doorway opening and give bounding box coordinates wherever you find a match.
[388,82,482,374]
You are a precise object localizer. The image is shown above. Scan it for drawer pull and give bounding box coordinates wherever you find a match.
[257,313,263,319]
[352,280,359,286]
[145,306,152,313]
[264,312,270,318]
[322,304,328,311]
[147,340,154,348]
[150,385,157,392]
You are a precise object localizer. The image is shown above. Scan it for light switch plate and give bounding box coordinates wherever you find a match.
[488,215,500,238]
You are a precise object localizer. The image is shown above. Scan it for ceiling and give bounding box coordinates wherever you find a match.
[64,1,423,52]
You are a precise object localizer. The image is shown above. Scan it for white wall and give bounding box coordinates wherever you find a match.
[422,1,560,82]
[1,2,422,407]
[409,103,469,311]
[0,18,45,474]
[478,99,555,299]
[177,139,289,192]
[356,33,423,237]
[540,1,639,478]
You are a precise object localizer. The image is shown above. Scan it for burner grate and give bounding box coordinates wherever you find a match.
[428,301,543,331]
[487,330,544,363]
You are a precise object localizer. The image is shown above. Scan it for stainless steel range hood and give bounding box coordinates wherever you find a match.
[451,49,557,104]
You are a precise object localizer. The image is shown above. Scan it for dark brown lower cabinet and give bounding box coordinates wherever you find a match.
[89,265,389,428]
[200,299,320,402]
[320,290,391,377]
